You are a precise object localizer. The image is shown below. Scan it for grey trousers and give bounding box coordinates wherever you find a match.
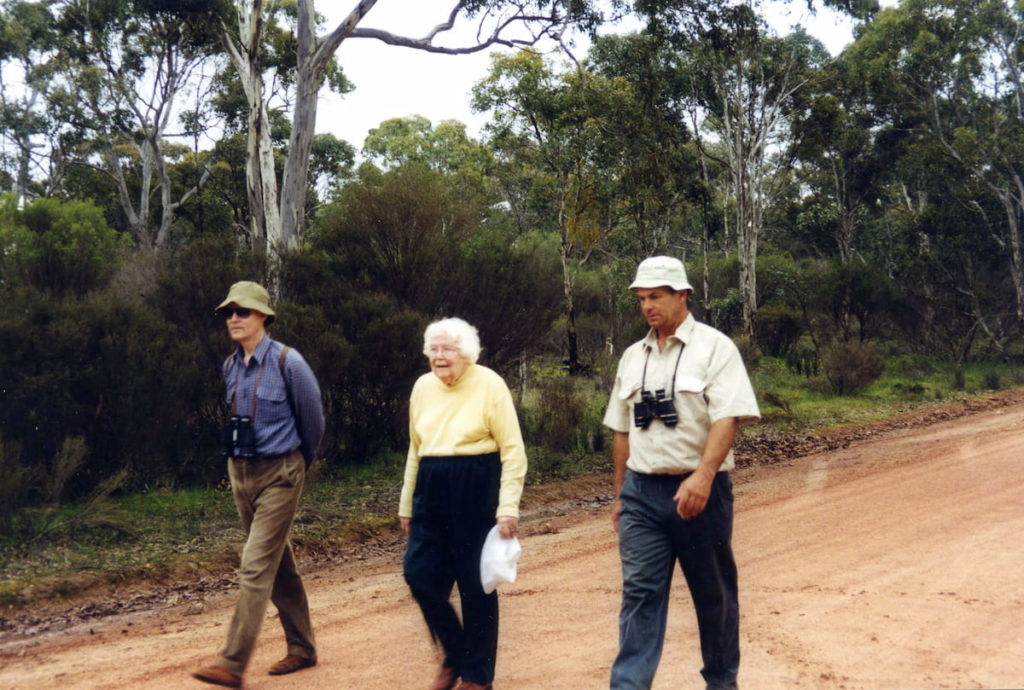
[611,470,738,690]
[216,451,315,675]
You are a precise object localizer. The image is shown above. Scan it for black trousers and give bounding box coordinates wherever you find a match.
[403,454,501,685]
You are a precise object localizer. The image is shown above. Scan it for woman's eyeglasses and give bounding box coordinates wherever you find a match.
[217,307,253,319]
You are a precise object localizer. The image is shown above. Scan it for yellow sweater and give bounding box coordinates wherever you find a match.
[399,364,528,519]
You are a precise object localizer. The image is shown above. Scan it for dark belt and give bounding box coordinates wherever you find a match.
[233,449,299,462]
[420,451,500,464]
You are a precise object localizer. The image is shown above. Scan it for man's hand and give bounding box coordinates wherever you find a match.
[612,498,623,533]
[673,471,714,519]
[497,516,519,539]
[400,516,411,535]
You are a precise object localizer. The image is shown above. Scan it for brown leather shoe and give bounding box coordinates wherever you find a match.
[454,682,492,690]
[191,665,242,688]
[430,664,458,690]
[267,654,318,675]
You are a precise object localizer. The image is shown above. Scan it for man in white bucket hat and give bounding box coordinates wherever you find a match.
[603,257,760,690]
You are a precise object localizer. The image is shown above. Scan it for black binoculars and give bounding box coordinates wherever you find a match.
[220,415,257,458]
[633,389,679,429]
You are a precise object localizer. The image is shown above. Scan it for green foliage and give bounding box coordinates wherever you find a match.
[362,116,494,181]
[823,340,886,395]
[310,163,562,370]
[0,436,30,533]
[4,0,1024,603]
[733,333,762,371]
[519,362,610,484]
[0,195,128,295]
[525,367,586,454]
[755,303,804,358]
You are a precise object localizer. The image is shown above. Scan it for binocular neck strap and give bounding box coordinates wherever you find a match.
[641,341,685,396]
[230,359,266,419]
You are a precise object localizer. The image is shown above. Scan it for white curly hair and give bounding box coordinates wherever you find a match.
[422,317,481,364]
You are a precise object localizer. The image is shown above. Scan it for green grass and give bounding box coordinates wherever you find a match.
[751,355,1024,431]
[2,356,1022,612]
[0,487,242,609]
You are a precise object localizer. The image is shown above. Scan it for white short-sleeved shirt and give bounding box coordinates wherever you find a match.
[603,314,760,474]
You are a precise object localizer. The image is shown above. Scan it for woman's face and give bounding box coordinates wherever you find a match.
[427,335,468,385]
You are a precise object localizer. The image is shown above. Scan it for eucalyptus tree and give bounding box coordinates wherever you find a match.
[224,0,604,264]
[783,58,889,342]
[42,0,226,248]
[473,50,640,373]
[845,0,1024,328]
[361,115,496,199]
[681,10,830,339]
[363,116,490,171]
[791,60,884,266]
[585,32,701,258]
[0,1,63,203]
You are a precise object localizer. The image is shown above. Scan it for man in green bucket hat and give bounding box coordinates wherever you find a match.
[192,281,324,688]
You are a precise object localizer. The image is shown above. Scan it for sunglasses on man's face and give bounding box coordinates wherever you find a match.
[217,307,253,319]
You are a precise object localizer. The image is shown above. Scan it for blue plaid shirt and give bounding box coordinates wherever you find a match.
[223,336,325,464]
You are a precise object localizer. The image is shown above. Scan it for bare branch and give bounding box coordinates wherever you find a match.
[348,19,559,53]
[315,0,380,70]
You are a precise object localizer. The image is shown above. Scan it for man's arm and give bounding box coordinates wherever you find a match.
[611,431,630,532]
[288,354,325,466]
[673,417,737,519]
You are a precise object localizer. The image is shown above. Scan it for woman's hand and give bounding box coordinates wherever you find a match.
[496,516,519,539]
[400,516,411,535]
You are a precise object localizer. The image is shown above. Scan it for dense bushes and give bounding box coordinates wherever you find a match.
[0,174,568,519]
[0,195,129,296]
[823,340,887,395]
[3,170,1020,528]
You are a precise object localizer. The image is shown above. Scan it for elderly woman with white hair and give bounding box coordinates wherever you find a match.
[399,317,527,690]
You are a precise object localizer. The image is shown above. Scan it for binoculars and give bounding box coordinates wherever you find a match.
[220,415,257,458]
[633,389,679,429]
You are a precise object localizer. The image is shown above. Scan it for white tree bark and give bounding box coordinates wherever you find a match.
[228,0,577,263]
[224,0,280,253]
[715,52,804,339]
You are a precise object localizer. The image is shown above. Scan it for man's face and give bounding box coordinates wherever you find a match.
[224,305,267,345]
[634,286,688,331]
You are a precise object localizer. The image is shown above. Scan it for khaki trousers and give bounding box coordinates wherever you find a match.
[216,451,315,675]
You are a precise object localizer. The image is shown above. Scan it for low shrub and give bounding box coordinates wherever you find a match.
[823,341,886,395]
[983,370,1001,390]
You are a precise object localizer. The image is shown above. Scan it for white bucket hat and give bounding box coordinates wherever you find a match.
[629,256,693,291]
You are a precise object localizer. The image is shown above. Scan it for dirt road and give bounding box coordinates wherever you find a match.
[2,400,1023,689]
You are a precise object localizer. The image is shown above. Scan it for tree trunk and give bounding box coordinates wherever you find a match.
[557,187,581,375]
[994,186,1024,325]
[107,149,146,243]
[560,239,581,375]
[279,0,324,252]
[225,0,279,256]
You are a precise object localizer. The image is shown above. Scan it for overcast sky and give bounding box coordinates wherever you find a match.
[318,1,875,152]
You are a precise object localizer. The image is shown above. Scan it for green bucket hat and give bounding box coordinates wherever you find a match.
[215,281,276,324]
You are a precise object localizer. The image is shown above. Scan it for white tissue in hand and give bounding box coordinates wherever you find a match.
[480,525,522,594]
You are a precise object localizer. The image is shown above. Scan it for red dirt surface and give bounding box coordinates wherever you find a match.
[2,395,1023,689]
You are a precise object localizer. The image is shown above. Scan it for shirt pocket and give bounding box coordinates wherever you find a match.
[617,377,643,403]
[675,375,705,395]
[674,375,709,425]
[256,385,291,424]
